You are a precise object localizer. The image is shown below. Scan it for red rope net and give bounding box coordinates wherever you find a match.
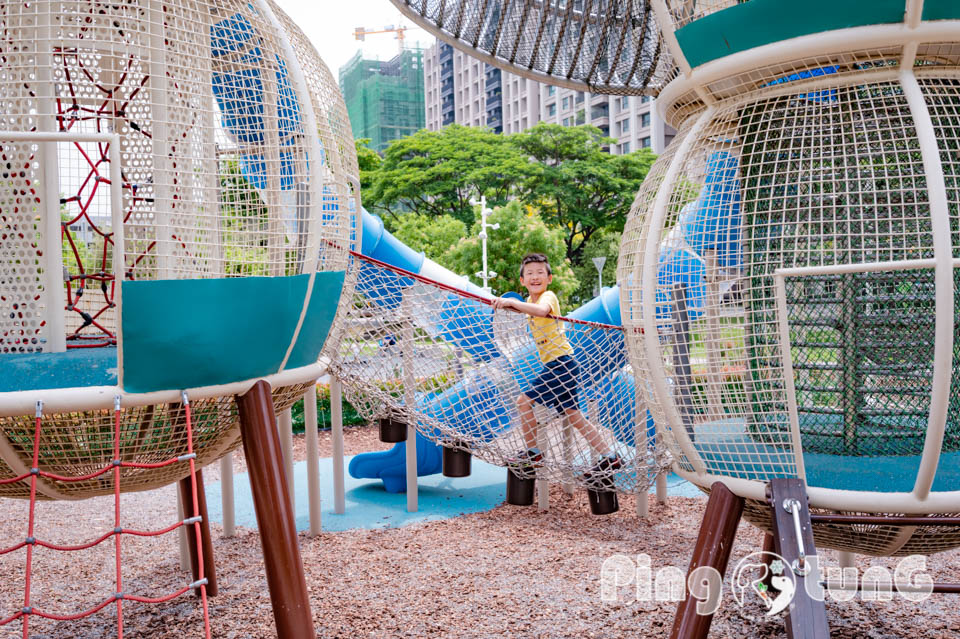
[0,395,212,638]
[55,48,159,350]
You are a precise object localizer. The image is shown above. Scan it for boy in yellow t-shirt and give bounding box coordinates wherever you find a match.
[492,253,620,478]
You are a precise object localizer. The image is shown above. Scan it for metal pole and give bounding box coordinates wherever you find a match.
[220,452,235,537]
[331,377,346,514]
[656,473,668,503]
[402,294,418,512]
[475,196,499,293]
[636,382,649,519]
[304,384,322,535]
[176,491,191,571]
[480,196,490,291]
[537,427,549,511]
[592,256,606,293]
[279,407,295,513]
[34,2,66,353]
[235,381,316,639]
[561,416,574,496]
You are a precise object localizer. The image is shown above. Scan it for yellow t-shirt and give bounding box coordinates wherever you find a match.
[527,290,574,363]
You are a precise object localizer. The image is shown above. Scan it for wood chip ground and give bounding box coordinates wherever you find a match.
[1,425,957,638]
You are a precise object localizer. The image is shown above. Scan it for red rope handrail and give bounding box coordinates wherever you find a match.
[348,248,629,333]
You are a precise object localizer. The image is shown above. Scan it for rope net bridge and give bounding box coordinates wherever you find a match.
[331,252,672,493]
[0,395,212,638]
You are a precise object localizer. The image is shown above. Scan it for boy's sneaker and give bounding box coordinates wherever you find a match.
[590,454,622,474]
[584,455,622,490]
[507,448,544,468]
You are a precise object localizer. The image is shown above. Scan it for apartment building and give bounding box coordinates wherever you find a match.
[423,40,675,154]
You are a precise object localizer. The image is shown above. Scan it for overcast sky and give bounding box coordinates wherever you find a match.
[275,0,436,81]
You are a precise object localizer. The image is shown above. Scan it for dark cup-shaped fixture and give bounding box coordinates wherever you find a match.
[442,442,472,477]
[506,468,536,506]
[378,417,407,443]
[587,488,620,515]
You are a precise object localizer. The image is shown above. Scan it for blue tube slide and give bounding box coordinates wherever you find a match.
[210,13,304,191]
[680,151,742,268]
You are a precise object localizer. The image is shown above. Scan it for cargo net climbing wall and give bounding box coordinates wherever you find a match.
[331,253,671,493]
[0,396,211,637]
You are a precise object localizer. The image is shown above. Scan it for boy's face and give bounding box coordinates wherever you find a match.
[520,262,552,296]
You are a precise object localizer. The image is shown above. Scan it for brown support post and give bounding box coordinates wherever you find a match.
[767,478,830,639]
[236,380,316,639]
[670,481,744,639]
[178,468,218,597]
[761,532,776,590]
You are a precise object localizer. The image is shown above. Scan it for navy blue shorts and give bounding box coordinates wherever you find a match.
[526,355,580,412]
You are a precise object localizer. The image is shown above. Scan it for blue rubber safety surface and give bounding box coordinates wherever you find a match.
[692,418,960,493]
[0,347,118,392]
[204,455,703,532]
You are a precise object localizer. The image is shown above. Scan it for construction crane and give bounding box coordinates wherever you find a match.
[353,24,410,54]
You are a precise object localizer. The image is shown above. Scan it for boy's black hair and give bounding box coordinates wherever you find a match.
[520,253,552,276]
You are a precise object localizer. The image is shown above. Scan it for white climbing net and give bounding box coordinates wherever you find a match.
[330,252,672,493]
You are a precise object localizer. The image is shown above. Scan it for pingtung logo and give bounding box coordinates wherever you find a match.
[730,552,796,619]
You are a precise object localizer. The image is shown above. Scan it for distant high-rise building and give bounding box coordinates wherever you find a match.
[339,48,426,153]
[423,40,675,154]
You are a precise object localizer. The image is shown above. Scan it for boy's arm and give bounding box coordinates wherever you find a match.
[492,296,552,317]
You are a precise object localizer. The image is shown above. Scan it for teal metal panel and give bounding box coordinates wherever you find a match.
[283,271,346,369]
[675,0,906,69]
[923,0,960,21]
[120,273,341,393]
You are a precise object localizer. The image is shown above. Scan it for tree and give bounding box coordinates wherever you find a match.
[568,229,621,306]
[362,124,529,225]
[355,138,381,194]
[445,200,578,304]
[512,123,655,266]
[385,212,467,266]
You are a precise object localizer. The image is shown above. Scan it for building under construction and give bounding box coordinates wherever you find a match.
[339,48,426,153]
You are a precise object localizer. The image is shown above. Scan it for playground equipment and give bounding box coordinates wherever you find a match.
[0,1,356,636]
[613,2,960,637]
[333,209,669,511]
[387,0,960,636]
[388,0,676,95]
[618,0,960,556]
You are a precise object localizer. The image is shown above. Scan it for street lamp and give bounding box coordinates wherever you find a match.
[474,195,499,293]
[592,256,607,293]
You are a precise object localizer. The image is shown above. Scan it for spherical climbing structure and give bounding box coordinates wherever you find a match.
[0,0,356,631]
[618,0,960,556]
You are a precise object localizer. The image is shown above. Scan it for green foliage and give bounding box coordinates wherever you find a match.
[511,123,656,266]
[362,124,529,225]
[289,384,366,433]
[384,213,466,266]
[568,229,621,306]
[219,159,271,276]
[445,200,578,305]
[355,138,382,194]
